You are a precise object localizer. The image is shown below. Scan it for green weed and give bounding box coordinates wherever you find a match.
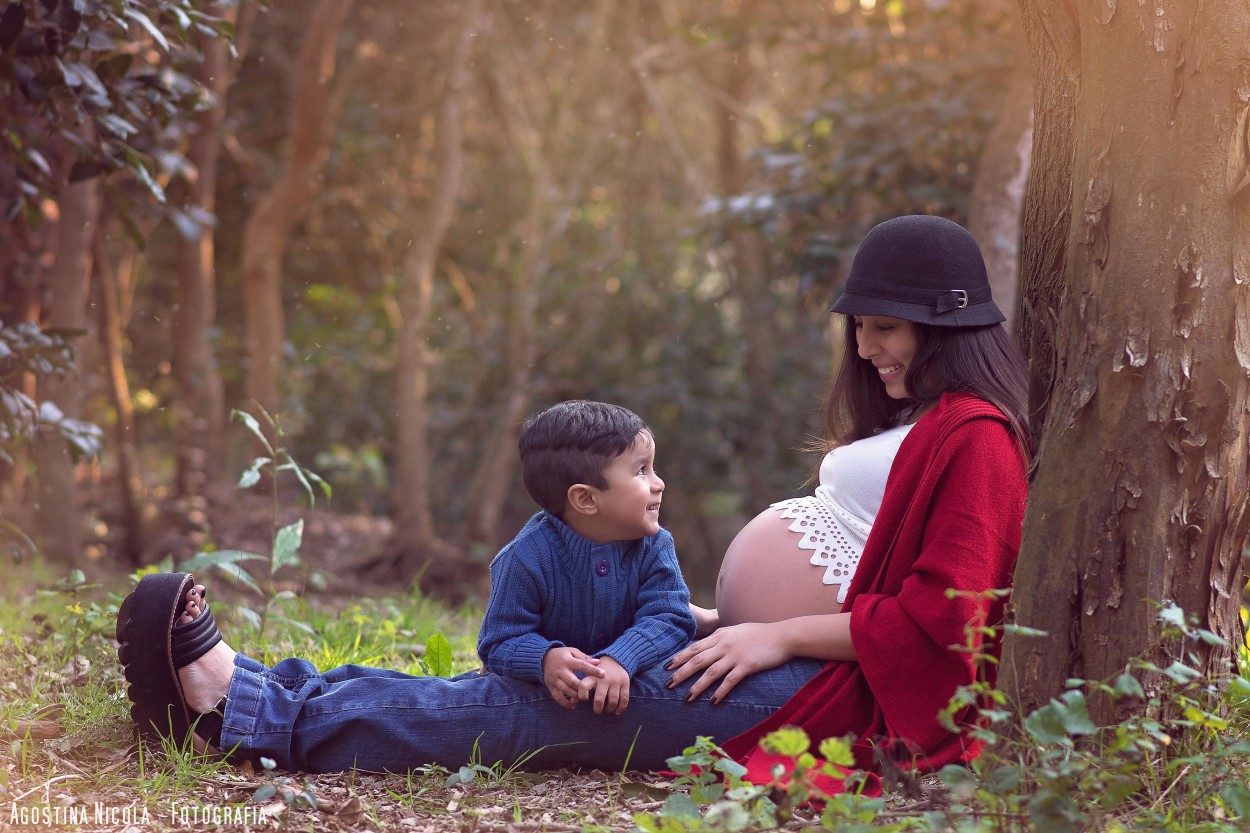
[638,599,1250,833]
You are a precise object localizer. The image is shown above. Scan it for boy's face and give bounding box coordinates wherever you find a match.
[591,431,665,541]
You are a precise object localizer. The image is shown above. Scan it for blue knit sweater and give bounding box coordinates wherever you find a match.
[477,512,696,685]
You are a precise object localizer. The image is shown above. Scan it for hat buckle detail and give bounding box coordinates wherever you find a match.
[936,289,969,314]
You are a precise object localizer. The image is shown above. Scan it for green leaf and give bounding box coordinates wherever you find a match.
[817,735,855,768]
[238,457,271,490]
[253,785,276,802]
[1226,674,1250,705]
[661,792,701,820]
[711,755,747,779]
[124,8,170,51]
[271,520,304,574]
[939,763,977,799]
[760,726,809,757]
[178,550,265,595]
[1160,661,1201,685]
[233,605,262,631]
[179,549,265,572]
[1023,691,1096,744]
[1193,628,1227,648]
[1223,782,1250,820]
[423,632,454,677]
[277,459,318,507]
[232,409,274,454]
[1112,672,1145,700]
[1002,624,1049,639]
[703,800,751,830]
[1157,602,1186,630]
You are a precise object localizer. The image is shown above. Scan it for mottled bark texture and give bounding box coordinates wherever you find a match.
[1003,0,1250,720]
[239,0,352,418]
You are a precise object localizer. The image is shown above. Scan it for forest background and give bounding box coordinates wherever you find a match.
[2,0,1032,601]
[3,0,1249,717]
[5,0,1250,828]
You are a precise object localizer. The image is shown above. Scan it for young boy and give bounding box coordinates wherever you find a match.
[476,400,696,715]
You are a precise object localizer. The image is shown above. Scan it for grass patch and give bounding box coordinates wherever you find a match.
[1,557,676,832]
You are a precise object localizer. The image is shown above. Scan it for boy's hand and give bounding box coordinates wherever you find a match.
[542,647,605,709]
[690,603,720,639]
[577,656,631,715]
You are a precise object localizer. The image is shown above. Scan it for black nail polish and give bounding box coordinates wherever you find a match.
[665,677,675,689]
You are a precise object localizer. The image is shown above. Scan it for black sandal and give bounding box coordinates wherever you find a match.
[116,572,227,749]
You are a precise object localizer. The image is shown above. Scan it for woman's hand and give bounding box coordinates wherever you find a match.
[666,622,792,704]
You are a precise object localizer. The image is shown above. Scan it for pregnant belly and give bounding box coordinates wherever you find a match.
[715,506,845,627]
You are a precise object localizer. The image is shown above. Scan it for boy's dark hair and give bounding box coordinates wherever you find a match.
[519,400,650,517]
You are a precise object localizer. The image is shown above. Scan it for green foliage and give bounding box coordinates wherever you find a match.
[0,0,233,227]
[178,408,330,638]
[421,631,454,677]
[639,601,1250,833]
[702,0,1017,296]
[0,323,103,564]
[0,321,101,470]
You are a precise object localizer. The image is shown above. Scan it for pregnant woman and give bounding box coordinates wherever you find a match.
[116,215,1030,779]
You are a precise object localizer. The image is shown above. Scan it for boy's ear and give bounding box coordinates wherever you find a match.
[565,484,599,517]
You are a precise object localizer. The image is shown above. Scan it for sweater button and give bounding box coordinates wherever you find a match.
[595,633,610,648]
[595,559,610,577]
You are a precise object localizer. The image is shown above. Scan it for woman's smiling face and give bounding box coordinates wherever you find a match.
[854,315,919,400]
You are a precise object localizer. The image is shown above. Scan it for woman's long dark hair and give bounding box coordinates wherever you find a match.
[822,316,1031,459]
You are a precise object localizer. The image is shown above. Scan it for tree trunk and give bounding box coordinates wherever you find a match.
[1002,0,1250,721]
[239,0,353,417]
[966,15,1033,336]
[714,3,779,513]
[387,0,480,580]
[173,2,236,503]
[1012,0,1079,439]
[463,0,613,548]
[33,176,100,567]
[93,232,145,566]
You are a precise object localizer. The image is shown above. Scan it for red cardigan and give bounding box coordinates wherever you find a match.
[721,392,1028,778]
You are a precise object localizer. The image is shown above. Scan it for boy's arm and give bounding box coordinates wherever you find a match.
[596,530,696,676]
[477,550,562,686]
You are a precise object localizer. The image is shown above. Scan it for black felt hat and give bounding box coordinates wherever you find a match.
[830,215,1005,327]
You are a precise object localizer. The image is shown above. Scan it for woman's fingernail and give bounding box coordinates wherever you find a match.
[665,677,675,689]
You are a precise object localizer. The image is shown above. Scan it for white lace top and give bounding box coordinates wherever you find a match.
[770,423,914,603]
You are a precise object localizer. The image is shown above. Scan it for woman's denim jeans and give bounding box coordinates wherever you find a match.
[219,653,825,773]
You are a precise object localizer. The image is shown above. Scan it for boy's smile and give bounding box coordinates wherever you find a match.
[580,432,665,543]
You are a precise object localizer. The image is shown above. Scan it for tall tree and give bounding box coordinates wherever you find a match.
[172,1,248,502]
[461,0,615,547]
[1003,0,1250,720]
[239,0,353,417]
[387,0,481,582]
[966,17,1032,334]
[33,172,99,566]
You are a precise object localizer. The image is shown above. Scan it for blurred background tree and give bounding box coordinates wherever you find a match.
[1,0,1023,601]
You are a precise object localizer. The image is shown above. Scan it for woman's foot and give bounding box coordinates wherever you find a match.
[175,585,237,716]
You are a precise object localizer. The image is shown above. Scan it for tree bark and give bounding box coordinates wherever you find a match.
[463,0,613,548]
[387,0,480,579]
[1003,0,1250,720]
[714,2,779,513]
[33,175,99,567]
[239,0,353,417]
[1013,0,1079,439]
[966,15,1033,336]
[93,232,145,565]
[173,2,237,502]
